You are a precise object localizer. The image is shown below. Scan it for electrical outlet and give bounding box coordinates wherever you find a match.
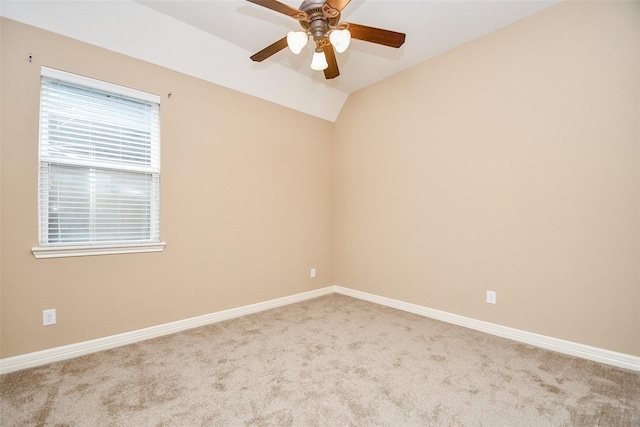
[310,268,316,278]
[486,291,497,304]
[43,309,56,326]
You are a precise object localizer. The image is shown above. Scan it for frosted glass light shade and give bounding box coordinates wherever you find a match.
[287,31,308,54]
[310,50,329,70]
[329,29,351,53]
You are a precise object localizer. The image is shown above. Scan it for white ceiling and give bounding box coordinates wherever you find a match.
[1,0,559,121]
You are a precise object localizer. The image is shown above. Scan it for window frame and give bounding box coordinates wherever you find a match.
[32,67,165,259]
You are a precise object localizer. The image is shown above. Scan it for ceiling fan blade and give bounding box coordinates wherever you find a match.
[325,0,351,12]
[246,0,305,18]
[323,44,340,79]
[250,37,289,62]
[347,23,406,48]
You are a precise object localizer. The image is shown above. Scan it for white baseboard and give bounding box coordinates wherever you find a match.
[333,286,640,372]
[2,285,638,374]
[0,286,334,375]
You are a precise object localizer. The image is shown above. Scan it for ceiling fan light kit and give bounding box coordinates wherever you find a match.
[286,30,308,54]
[329,29,351,53]
[248,0,406,79]
[311,48,329,70]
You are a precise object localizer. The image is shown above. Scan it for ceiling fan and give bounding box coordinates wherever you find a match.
[247,0,406,79]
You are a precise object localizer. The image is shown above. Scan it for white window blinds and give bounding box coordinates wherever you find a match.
[38,67,161,247]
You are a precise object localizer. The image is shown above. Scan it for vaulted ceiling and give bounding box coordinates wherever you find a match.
[1,0,559,121]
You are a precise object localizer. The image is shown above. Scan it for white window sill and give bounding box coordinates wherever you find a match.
[32,242,166,259]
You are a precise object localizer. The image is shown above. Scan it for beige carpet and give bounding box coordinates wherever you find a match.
[1,294,639,426]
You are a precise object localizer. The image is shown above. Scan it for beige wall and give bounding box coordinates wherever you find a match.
[0,18,334,358]
[335,1,640,356]
[1,1,639,361]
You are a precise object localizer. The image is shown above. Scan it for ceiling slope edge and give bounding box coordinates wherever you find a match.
[0,0,346,122]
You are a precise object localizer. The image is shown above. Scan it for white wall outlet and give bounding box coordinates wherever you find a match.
[310,268,316,278]
[43,309,56,326]
[486,291,497,304]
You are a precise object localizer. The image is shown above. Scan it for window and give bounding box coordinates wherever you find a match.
[32,67,164,258]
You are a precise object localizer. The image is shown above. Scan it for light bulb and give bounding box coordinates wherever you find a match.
[310,49,328,70]
[329,29,351,53]
[287,31,308,54]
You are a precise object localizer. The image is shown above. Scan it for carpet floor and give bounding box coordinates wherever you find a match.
[1,294,639,426]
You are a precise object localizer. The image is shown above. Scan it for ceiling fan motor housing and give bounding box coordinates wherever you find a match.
[299,0,340,44]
